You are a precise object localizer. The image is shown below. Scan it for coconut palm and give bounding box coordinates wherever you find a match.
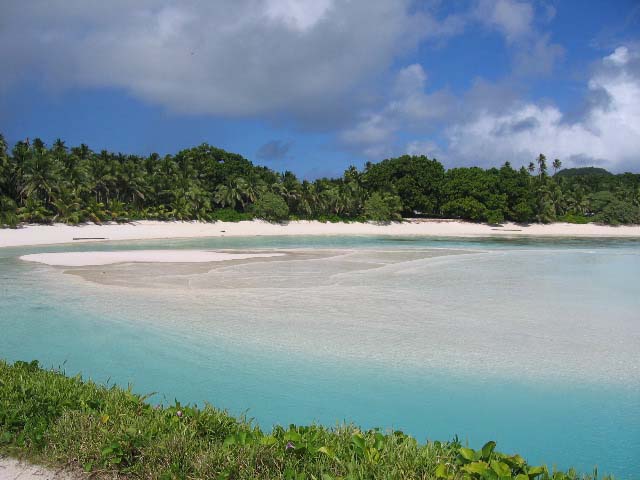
[20,140,60,206]
[18,198,51,223]
[52,189,83,224]
[536,154,547,179]
[83,199,108,224]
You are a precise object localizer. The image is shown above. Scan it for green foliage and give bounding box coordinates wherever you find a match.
[364,155,444,215]
[210,208,253,222]
[251,191,290,222]
[363,192,403,223]
[555,167,612,177]
[0,360,609,480]
[559,214,590,224]
[0,134,638,228]
[441,198,488,222]
[593,200,640,225]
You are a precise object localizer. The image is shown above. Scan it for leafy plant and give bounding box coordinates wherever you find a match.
[0,360,612,480]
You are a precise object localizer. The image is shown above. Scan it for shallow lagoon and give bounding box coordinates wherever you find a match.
[1,236,639,477]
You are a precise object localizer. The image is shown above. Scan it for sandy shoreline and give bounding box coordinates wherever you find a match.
[0,456,78,479]
[1,219,640,248]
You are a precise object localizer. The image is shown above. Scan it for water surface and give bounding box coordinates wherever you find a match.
[1,236,638,477]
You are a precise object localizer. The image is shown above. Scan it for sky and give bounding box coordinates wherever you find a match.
[1,0,639,178]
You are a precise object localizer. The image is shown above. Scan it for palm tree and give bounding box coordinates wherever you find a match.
[52,189,82,224]
[214,177,254,210]
[214,184,239,209]
[20,140,60,206]
[536,154,547,179]
[169,194,193,220]
[535,185,556,223]
[83,199,107,224]
[552,159,562,175]
[90,151,116,204]
[527,162,535,175]
[18,198,51,223]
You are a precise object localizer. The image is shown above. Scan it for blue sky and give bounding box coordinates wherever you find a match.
[1,0,639,178]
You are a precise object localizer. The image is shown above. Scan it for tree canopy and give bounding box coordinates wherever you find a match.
[0,134,638,227]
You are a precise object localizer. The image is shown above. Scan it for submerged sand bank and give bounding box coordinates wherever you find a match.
[2,219,640,248]
[19,250,284,266]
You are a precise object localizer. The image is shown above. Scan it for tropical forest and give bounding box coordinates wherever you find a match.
[1,134,639,227]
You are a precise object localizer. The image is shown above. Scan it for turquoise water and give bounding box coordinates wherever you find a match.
[1,236,639,477]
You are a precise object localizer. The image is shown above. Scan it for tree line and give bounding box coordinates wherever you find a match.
[0,134,639,226]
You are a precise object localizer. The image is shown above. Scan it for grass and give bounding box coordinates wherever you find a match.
[0,359,611,480]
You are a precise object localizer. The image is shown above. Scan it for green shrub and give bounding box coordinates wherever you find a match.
[441,198,487,222]
[363,192,403,223]
[251,192,289,222]
[559,214,590,224]
[593,200,640,225]
[210,208,253,222]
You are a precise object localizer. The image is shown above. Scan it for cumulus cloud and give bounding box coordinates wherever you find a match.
[473,0,564,76]
[0,0,426,123]
[348,45,639,171]
[341,64,454,158]
[256,140,292,161]
[443,46,640,171]
[475,0,534,42]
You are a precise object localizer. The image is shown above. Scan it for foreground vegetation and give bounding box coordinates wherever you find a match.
[1,134,639,227]
[0,360,610,479]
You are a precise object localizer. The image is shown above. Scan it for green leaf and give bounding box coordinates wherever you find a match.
[435,463,448,479]
[222,435,236,447]
[515,475,529,480]
[459,447,476,462]
[505,454,526,468]
[101,446,113,457]
[481,441,496,460]
[0,432,12,444]
[284,431,302,443]
[318,446,335,458]
[527,466,546,478]
[373,432,385,450]
[491,460,511,477]
[260,435,277,446]
[463,461,489,475]
[351,434,366,450]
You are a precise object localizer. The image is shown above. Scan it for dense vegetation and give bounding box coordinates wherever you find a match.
[1,134,639,227]
[0,359,610,480]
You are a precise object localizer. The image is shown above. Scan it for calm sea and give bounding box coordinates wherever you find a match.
[1,236,638,477]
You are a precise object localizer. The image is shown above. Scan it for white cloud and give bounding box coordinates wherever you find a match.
[341,64,454,158]
[606,46,630,66]
[475,0,534,42]
[474,0,564,77]
[0,0,426,123]
[264,0,334,31]
[405,140,442,158]
[442,46,640,171]
[349,45,639,171]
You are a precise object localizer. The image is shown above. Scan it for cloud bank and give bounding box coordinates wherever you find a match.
[1,0,638,171]
[0,0,425,124]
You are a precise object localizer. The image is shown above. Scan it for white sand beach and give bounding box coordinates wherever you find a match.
[1,220,640,249]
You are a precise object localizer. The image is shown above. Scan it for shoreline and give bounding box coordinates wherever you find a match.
[1,219,640,248]
[0,455,78,480]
